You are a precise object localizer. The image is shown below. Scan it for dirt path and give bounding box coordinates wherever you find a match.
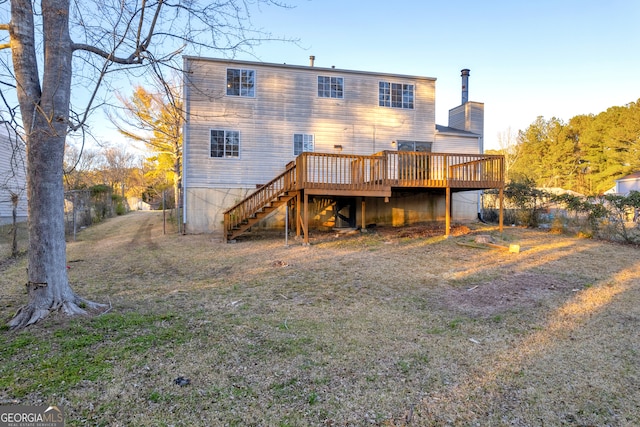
[127,212,161,250]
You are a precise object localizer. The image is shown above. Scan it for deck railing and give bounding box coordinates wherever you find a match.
[299,151,504,190]
[382,151,504,188]
[295,152,388,193]
[447,155,504,188]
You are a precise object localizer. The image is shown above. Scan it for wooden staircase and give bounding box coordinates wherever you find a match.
[226,192,297,241]
[223,162,297,242]
[313,197,338,227]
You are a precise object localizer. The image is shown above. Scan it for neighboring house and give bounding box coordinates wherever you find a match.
[611,171,640,195]
[0,124,27,225]
[182,57,503,238]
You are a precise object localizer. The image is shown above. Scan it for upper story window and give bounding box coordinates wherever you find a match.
[226,68,255,97]
[211,130,240,158]
[318,76,344,99]
[379,82,414,109]
[294,134,314,156]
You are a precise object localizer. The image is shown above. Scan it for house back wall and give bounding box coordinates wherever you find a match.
[182,58,486,235]
[184,58,436,190]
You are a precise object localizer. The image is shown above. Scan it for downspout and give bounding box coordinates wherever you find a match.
[478,134,485,222]
[182,129,187,232]
[478,198,487,223]
[182,58,190,232]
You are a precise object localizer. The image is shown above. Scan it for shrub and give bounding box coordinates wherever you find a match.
[551,192,640,244]
[115,202,126,215]
[111,194,127,216]
[503,178,546,227]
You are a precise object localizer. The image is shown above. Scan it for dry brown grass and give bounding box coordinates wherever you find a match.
[1,211,639,426]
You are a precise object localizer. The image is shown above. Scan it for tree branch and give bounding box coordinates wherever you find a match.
[71,43,143,64]
[136,0,164,57]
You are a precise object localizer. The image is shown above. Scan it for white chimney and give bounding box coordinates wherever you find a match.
[309,55,315,67]
[461,69,470,104]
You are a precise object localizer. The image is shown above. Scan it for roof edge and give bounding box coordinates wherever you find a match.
[435,124,480,136]
[183,56,437,81]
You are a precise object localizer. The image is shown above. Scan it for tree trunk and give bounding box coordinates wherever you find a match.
[8,0,105,328]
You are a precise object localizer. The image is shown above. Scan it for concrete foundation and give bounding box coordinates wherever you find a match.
[185,187,480,234]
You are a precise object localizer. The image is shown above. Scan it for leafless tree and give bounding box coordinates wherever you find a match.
[101,145,136,198]
[496,127,520,180]
[0,0,293,328]
[64,143,99,190]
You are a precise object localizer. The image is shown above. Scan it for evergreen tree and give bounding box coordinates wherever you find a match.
[508,100,640,195]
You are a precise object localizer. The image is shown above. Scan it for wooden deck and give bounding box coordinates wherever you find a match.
[224,151,504,242]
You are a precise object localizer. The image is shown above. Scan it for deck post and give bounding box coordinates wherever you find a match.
[223,212,228,243]
[285,204,289,246]
[499,186,504,233]
[361,198,366,230]
[303,192,309,245]
[445,187,451,237]
[296,192,301,238]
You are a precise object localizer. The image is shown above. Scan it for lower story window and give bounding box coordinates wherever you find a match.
[397,141,432,152]
[211,130,239,158]
[294,134,314,156]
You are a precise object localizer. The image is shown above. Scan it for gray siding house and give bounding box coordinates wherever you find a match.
[612,171,640,195]
[0,125,27,225]
[182,57,491,235]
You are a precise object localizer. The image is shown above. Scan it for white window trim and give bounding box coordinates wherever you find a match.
[210,129,241,159]
[225,68,256,98]
[379,81,414,109]
[293,133,315,156]
[317,75,344,99]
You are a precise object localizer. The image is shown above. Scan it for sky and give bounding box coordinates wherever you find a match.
[18,0,635,153]
[215,0,640,150]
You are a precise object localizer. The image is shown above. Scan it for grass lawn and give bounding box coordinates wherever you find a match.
[1,211,639,426]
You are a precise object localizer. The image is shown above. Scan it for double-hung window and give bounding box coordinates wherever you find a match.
[318,76,344,98]
[293,134,314,156]
[379,82,414,109]
[226,68,255,97]
[210,130,240,158]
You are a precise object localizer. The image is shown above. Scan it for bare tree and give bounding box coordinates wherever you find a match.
[101,145,136,198]
[0,0,292,328]
[109,80,183,214]
[496,127,520,180]
[64,143,99,190]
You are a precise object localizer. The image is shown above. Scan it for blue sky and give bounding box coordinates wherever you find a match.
[225,0,640,150]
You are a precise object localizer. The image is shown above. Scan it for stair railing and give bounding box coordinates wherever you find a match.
[223,162,297,239]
